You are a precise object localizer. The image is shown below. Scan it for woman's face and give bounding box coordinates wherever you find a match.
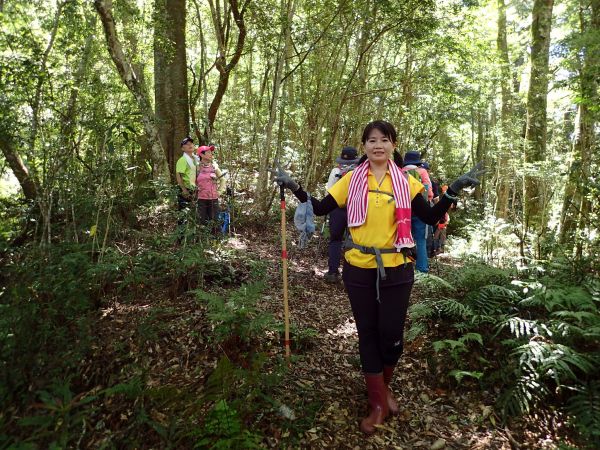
[363,128,395,164]
[201,149,214,162]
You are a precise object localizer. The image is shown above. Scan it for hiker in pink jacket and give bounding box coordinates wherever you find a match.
[196,145,226,228]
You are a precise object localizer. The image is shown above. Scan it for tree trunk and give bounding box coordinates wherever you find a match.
[190,0,211,144]
[154,0,189,180]
[0,134,37,200]
[60,18,96,152]
[475,108,486,201]
[30,0,65,148]
[205,0,248,140]
[495,0,511,218]
[94,0,167,180]
[524,0,554,232]
[560,0,599,251]
[257,0,295,212]
[397,41,413,155]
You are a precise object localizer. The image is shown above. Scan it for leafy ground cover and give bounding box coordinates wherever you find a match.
[0,217,586,448]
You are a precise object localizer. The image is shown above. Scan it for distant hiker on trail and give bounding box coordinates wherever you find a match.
[433,185,454,255]
[324,146,359,283]
[402,151,433,273]
[274,120,484,435]
[196,144,226,231]
[175,136,199,230]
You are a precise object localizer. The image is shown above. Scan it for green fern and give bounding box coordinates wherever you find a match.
[196,282,275,345]
[467,285,521,316]
[414,272,455,293]
[405,322,427,342]
[436,298,473,319]
[498,371,548,417]
[451,263,511,291]
[551,310,599,325]
[194,399,263,449]
[566,381,600,444]
[520,282,596,313]
[408,302,435,321]
[203,357,238,402]
[513,341,595,385]
[502,317,542,339]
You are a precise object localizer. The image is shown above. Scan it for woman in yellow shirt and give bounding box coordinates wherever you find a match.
[275,120,484,435]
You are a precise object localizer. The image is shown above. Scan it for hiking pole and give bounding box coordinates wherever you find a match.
[280,184,291,360]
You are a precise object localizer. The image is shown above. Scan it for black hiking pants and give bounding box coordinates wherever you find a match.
[197,198,221,235]
[342,261,414,374]
[177,188,196,227]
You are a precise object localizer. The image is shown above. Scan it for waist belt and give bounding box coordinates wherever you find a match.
[344,235,414,301]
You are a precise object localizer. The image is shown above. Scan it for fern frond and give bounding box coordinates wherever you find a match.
[469,285,521,316]
[460,332,483,346]
[435,298,473,319]
[414,272,455,293]
[502,317,540,339]
[513,341,595,385]
[408,302,435,321]
[551,310,599,324]
[566,381,600,443]
[406,322,427,342]
[498,371,547,417]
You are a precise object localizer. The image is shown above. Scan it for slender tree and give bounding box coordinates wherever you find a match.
[256,0,295,212]
[154,0,189,179]
[204,0,249,141]
[559,0,599,255]
[524,0,554,232]
[94,0,167,180]
[495,0,512,218]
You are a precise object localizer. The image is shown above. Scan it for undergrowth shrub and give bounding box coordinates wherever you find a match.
[408,257,600,448]
[0,228,260,446]
[193,399,262,449]
[195,282,275,354]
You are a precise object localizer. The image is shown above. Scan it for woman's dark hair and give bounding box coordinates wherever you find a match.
[393,150,403,168]
[359,120,402,168]
[361,120,398,144]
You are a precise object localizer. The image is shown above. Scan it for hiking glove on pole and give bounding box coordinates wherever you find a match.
[271,166,300,192]
[449,162,486,194]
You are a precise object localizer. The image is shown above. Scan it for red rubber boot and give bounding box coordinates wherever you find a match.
[360,374,389,435]
[383,365,399,415]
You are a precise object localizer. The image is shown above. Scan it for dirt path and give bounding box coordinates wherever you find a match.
[87,225,556,448]
[241,227,526,449]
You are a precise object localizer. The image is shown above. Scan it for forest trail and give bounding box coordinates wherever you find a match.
[87,225,542,449]
[247,228,516,449]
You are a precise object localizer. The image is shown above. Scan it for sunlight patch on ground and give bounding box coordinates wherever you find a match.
[312,266,326,276]
[328,318,356,337]
[101,302,151,318]
[226,236,247,250]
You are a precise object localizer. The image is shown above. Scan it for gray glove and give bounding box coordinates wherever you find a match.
[271,166,300,192]
[449,162,486,194]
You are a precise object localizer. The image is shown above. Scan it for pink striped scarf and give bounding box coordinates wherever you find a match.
[347,160,414,248]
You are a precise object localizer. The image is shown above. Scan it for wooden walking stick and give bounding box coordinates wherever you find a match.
[280,184,291,359]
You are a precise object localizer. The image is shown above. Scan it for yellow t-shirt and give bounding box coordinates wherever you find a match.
[328,169,424,268]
